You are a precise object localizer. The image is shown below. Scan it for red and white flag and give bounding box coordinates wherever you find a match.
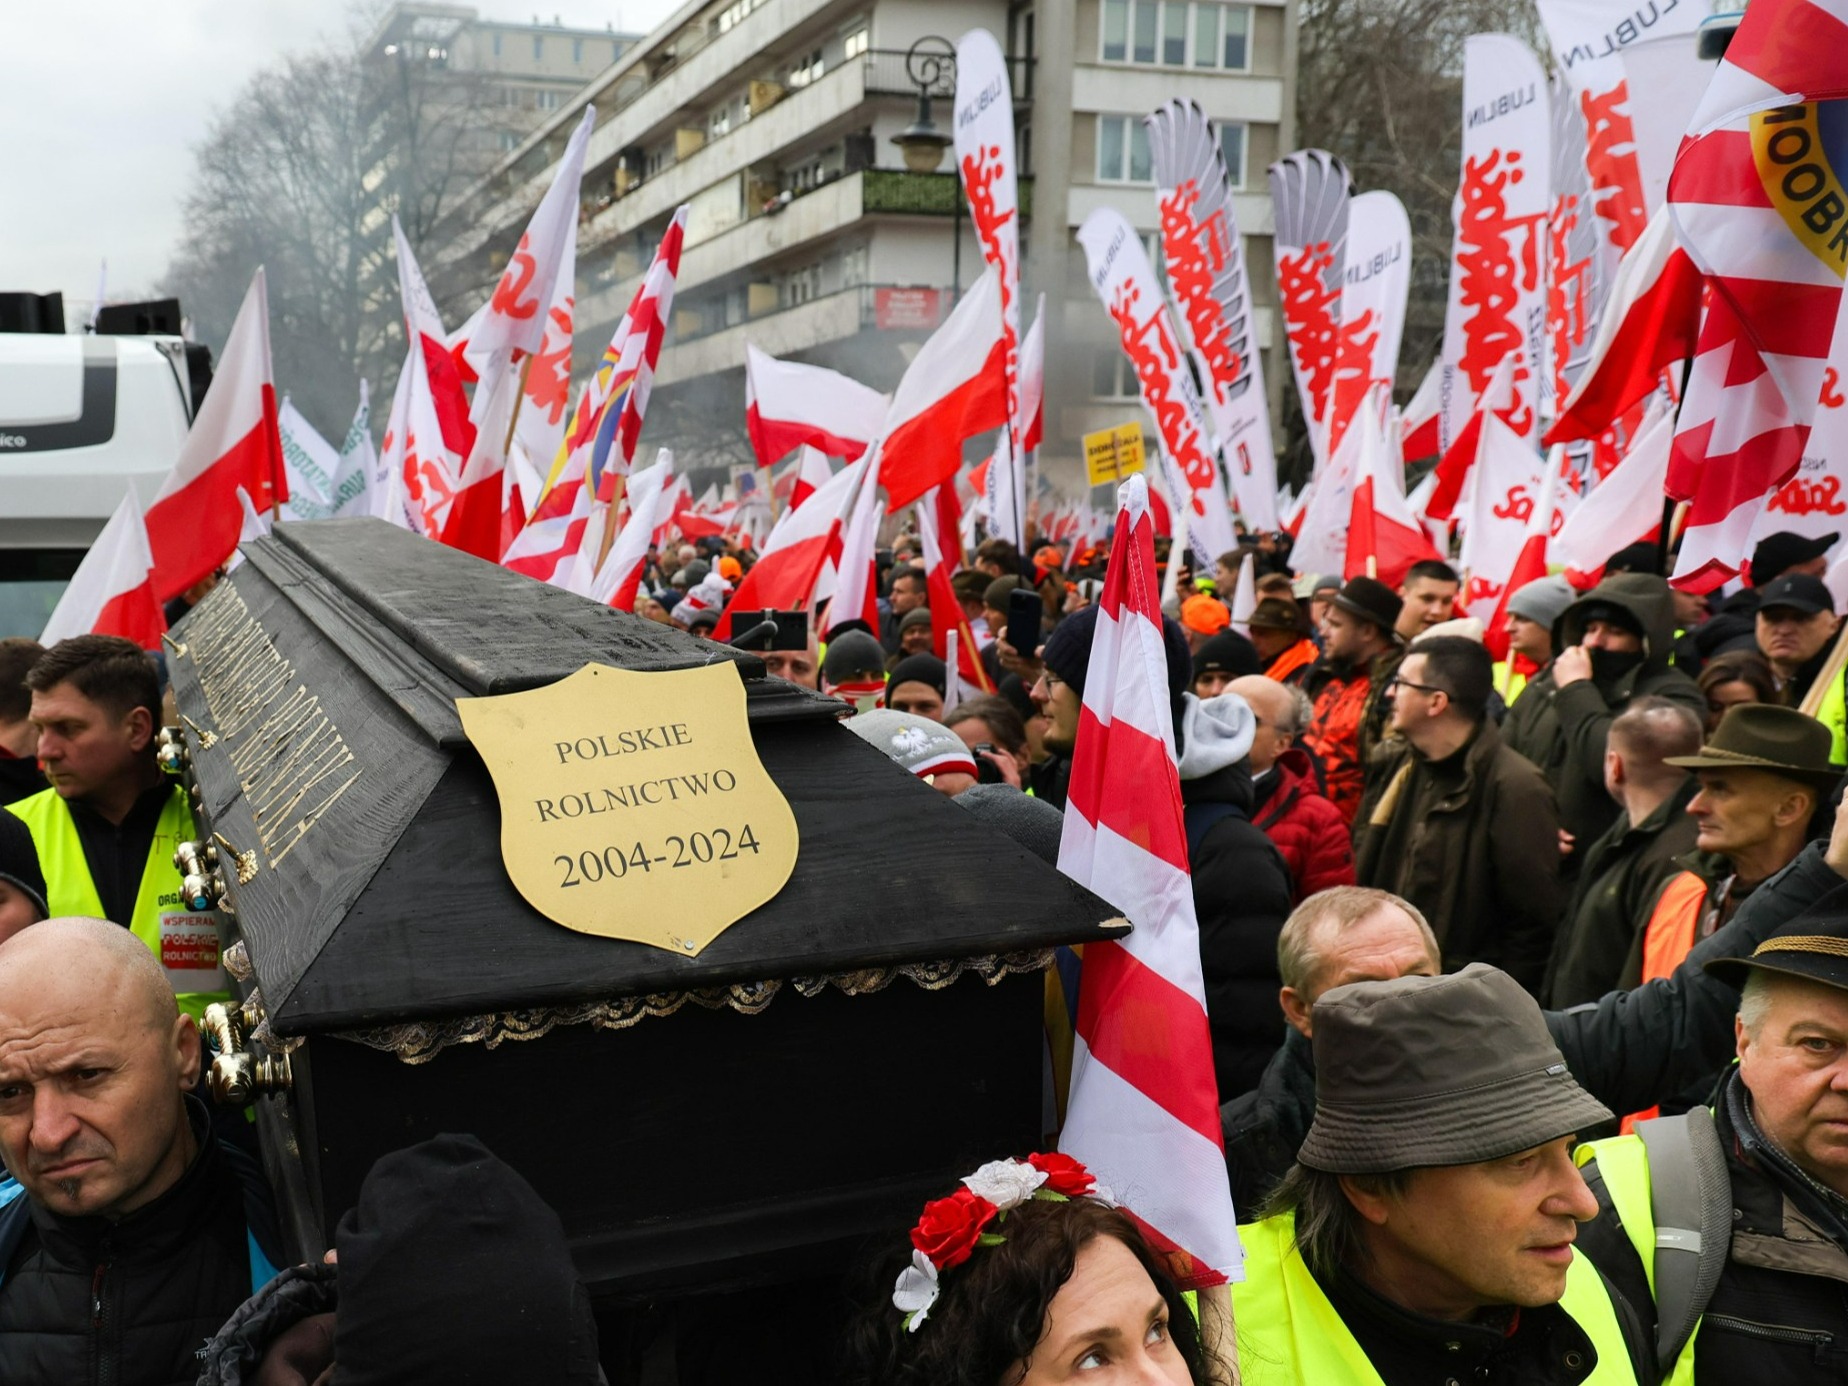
[878,268,1009,513]
[1458,410,1547,631]
[1551,398,1675,586]
[1438,35,1551,457]
[385,217,475,538]
[744,344,886,467]
[1057,471,1242,1288]
[1665,0,1848,590]
[42,489,162,648]
[509,228,578,520]
[1021,294,1046,453]
[1079,207,1239,563]
[1425,352,1518,523]
[1149,99,1279,528]
[1484,447,1570,661]
[714,456,865,640]
[780,445,836,512]
[144,268,284,602]
[1267,149,1352,465]
[1544,205,1701,445]
[1345,393,1439,588]
[1401,358,1443,463]
[955,28,1026,545]
[827,441,885,635]
[918,484,993,697]
[1750,284,1848,559]
[588,449,674,612]
[443,107,595,559]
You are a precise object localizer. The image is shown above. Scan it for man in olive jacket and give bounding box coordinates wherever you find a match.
[1356,636,1562,992]
[1503,572,1706,863]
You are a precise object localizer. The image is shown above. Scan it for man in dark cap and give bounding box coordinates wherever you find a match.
[1247,597,1319,685]
[1192,628,1262,698]
[1302,576,1404,826]
[1233,965,1630,1385]
[895,605,935,659]
[1626,703,1840,987]
[821,628,889,712]
[1574,881,1848,1383]
[1751,529,1837,586]
[886,653,948,721]
[1753,573,1841,708]
[1514,573,1706,865]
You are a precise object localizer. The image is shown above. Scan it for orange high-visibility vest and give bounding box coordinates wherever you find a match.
[1265,638,1318,685]
[1623,870,1713,1131]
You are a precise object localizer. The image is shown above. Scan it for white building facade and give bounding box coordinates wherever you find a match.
[428,0,1297,490]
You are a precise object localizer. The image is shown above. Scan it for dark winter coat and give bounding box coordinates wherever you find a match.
[0,1098,278,1386]
[1251,746,1356,904]
[1183,759,1295,1102]
[1504,573,1706,852]
[1354,719,1563,992]
[1216,841,1844,1212]
[1544,777,1701,1007]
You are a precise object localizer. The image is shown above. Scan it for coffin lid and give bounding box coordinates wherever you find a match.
[167,520,1122,1037]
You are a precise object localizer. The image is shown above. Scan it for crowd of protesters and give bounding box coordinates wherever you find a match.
[6,519,1848,1384]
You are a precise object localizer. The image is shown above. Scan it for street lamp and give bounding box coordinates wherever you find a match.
[889,36,963,305]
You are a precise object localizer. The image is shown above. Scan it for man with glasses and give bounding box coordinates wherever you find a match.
[1355,636,1563,994]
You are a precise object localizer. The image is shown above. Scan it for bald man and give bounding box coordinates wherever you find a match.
[0,917,279,1386]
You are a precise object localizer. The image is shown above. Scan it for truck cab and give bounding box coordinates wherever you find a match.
[0,292,206,638]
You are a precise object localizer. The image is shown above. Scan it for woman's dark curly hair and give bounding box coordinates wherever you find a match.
[839,1195,1209,1386]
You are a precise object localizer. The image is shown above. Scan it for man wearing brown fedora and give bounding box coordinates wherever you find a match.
[1626,703,1842,988]
[1302,576,1404,826]
[1246,598,1319,686]
[1234,965,1636,1384]
[1572,886,1848,1383]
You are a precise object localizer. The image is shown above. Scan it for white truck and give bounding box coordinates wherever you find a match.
[0,294,207,639]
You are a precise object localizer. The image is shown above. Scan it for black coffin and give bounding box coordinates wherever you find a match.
[163,519,1123,1302]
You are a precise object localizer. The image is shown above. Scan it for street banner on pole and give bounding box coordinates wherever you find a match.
[1268,149,1352,467]
[1327,190,1412,461]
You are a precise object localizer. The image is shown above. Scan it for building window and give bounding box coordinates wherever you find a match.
[572,37,583,63]
[1092,353,1137,400]
[1100,1,1252,70]
[782,264,822,307]
[718,0,766,33]
[492,31,502,56]
[789,47,825,87]
[533,35,544,60]
[1096,114,1152,184]
[537,89,561,110]
[499,130,521,152]
[843,25,869,59]
[1215,120,1247,187]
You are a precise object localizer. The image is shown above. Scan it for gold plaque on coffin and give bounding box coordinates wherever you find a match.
[456,662,800,956]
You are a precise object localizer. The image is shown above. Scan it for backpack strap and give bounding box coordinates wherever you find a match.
[1184,800,1244,862]
[1636,1107,1732,1374]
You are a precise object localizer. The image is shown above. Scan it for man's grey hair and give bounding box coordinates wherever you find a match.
[1277,684,1315,740]
[1262,1162,1413,1279]
[1739,969,1776,1038]
[1276,887,1440,995]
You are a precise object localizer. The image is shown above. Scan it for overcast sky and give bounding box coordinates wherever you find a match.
[1,1,681,318]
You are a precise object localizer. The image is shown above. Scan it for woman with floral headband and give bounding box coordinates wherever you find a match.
[841,1153,1214,1386]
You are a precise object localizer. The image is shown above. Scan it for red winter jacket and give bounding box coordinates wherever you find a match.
[1251,746,1356,904]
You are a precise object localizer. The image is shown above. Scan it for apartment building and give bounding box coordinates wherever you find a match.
[425,0,1296,489]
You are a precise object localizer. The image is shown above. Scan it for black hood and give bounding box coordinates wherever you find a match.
[1558,572,1681,675]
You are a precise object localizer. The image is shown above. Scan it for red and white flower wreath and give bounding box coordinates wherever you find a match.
[892,1152,1104,1332]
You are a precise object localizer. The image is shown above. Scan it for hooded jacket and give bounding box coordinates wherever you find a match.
[1354,719,1563,991]
[1178,695,1296,1101]
[1503,573,1705,852]
[1251,746,1356,904]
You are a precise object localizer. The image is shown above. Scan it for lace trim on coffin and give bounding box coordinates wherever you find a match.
[231,947,1056,1065]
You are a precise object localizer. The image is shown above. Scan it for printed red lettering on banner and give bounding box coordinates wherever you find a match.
[1326,310,1381,458]
[161,932,220,972]
[1455,148,1544,436]
[1160,181,1246,405]
[1548,194,1595,405]
[1768,475,1847,516]
[491,233,542,321]
[1107,278,1215,494]
[1465,575,1505,607]
[525,303,575,425]
[1492,484,1535,524]
[1580,83,1648,254]
[1822,367,1845,410]
[1277,243,1342,426]
[961,145,1022,441]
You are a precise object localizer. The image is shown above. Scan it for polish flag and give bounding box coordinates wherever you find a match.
[744,344,887,467]
[144,269,285,603]
[589,449,675,612]
[443,107,595,560]
[225,486,272,573]
[1457,410,1546,632]
[918,483,993,696]
[785,446,834,511]
[716,458,866,641]
[385,218,475,538]
[1401,359,1442,464]
[1057,471,1243,1289]
[1552,400,1675,587]
[826,441,885,634]
[1423,353,1516,524]
[1543,206,1702,447]
[1021,295,1046,453]
[1483,448,1568,661]
[42,490,163,648]
[879,268,1009,513]
[1345,394,1439,588]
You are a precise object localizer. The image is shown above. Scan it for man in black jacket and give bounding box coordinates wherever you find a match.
[1223,801,1848,1217]
[0,917,279,1386]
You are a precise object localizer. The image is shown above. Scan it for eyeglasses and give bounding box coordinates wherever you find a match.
[1386,674,1446,697]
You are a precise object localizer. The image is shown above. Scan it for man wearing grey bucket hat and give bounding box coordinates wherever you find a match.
[1233,965,1636,1385]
